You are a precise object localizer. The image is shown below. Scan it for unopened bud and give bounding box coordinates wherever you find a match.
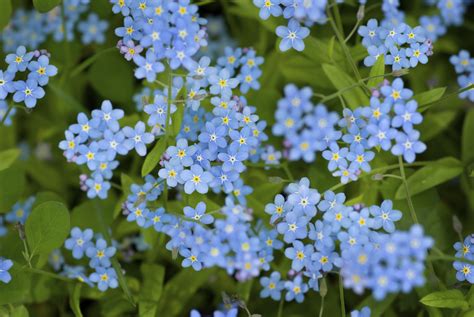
[452,215,463,236]
[372,173,384,181]
[269,176,284,184]
[357,5,365,21]
[319,278,328,298]
[15,222,26,240]
[393,69,409,77]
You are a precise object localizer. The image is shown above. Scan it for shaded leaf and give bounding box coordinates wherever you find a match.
[367,55,385,88]
[0,148,20,172]
[141,137,167,177]
[0,0,12,30]
[420,290,468,309]
[32,0,61,13]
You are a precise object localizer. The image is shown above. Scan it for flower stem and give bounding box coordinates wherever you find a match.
[277,297,284,317]
[0,103,13,125]
[318,296,325,317]
[339,274,346,317]
[398,156,419,224]
[70,47,117,78]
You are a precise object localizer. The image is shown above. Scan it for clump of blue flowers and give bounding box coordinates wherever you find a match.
[273,78,427,184]
[59,100,155,199]
[453,234,474,284]
[358,19,433,70]
[0,47,57,125]
[259,177,433,303]
[450,50,474,102]
[113,0,208,81]
[0,1,106,52]
[61,227,119,291]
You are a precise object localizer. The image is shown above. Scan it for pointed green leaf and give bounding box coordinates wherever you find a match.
[420,290,469,309]
[171,87,186,136]
[69,283,83,317]
[395,157,463,199]
[322,63,369,108]
[25,201,70,256]
[367,55,385,88]
[141,137,167,177]
[0,148,20,172]
[415,87,446,112]
[32,0,62,13]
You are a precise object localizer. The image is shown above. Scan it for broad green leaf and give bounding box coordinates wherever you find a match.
[141,137,167,177]
[72,199,114,232]
[32,191,66,209]
[139,263,165,316]
[420,290,469,309]
[322,63,369,108]
[25,201,70,256]
[419,110,457,141]
[463,309,474,317]
[0,0,12,30]
[32,0,61,12]
[414,87,446,112]
[0,262,30,305]
[156,269,214,317]
[395,157,463,199]
[26,159,65,194]
[0,164,25,213]
[367,55,385,88]
[0,148,20,172]
[88,52,134,104]
[69,283,83,317]
[10,305,29,317]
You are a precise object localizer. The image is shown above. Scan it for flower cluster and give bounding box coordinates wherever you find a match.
[351,307,371,317]
[0,1,107,52]
[59,100,155,199]
[112,0,208,81]
[0,46,57,125]
[0,258,13,284]
[379,0,469,42]
[1,196,36,229]
[450,50,474,102]
[273,79,426,183]
[260,177,433,303]
[359,19,433,70]
[190,308,238,317]
[62,227,119,291]
[453,234,474,284]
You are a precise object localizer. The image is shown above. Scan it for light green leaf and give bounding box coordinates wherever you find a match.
[395,157,463,199]
[141,137,167,177]
[10,305,29,317]
[414,87,446,112]
[0,148,20,172]
[322,63,369,108]
[0,164,25,213]
[32,0,61,12]
[367,55,385,88]
[25,202,70,256]
[69,283,83,317]
[138,263,165,316]
[32,191,66,209]
[0,262,30,305]
[420,290,469,309]
[0,0,12,30]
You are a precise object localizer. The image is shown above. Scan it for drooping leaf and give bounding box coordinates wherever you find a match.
[414,87,446,112]
[395,157,463,199]
[25,201,70,256]
[420,290,469,309]
[0,148,20,172]
[367,55,385,88]
[141,137,167,177]
[32,0,61,13]
[322,63,369,108]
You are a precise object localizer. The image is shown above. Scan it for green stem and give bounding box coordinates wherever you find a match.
[428,254,474,266]
[70,47,117,78]
[22,239,33,268]
[419,84,474,112]
[282,162,294,182]
[319,296,325,317]
[398,156,419,224]
[277,297,284,317]
[339,274,346,317]
[25,267,72,282]
[0,103,13,125]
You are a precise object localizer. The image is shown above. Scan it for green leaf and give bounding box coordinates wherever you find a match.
[420,290,469,309]
[69,283,83,317]
[10,305,29,317]
[32,191,66,209]
[0,164,25,213]
[156,269,214,317]
[0,0,12,30]
[463,109,474,164]
[395,157,463,199]
[0,148,20,172]
[322,63,369,108]
[0,262,30,305]
[25,201,70,256]
[32,0,61,12]
[419,110,457,141]
[141,137,167,177]
[138,263,165,316]
[171,88,186,136]
[414,87,446,112]
[367,56,385,88]
[88,52,134,104]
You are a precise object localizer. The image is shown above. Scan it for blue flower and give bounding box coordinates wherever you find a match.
[76,142,103,170]
[134,50,165,82]
[285,240,313,271]
[69,113,101,142]
[123,121,155,156]
[89,267,119,291]
[385,47,409,71]
[391,128,426,163]
[5,46,34,72]
[218,144,248,173]
[347,144,375,172]
[0,70,15,99]
[351,306,371,317]
[78,13,108,44]
[406,43,429,67]
[381,78,413,104]
[180,164,213,194]
[64,227,94,259]
[450,50,473,74]
[198,122,227,152]
[85,174,111,199]
[260,271,284,300]
[208,68,239,98]
[126,202,150,227]
[180,248,204,271]
[363,45,387,67]
[86,238,116,268]
[284,275,308,303]
[277,212,308,243]
[358,19,381,47]
[310,248,341,272]
[322,143,349,172]
[12,79,45,108]
[391,100,423,131]
[158,161,183,187]
[276,19,309,52]
[184,202,214,225]
[167,138,196,167]
[27,55,58,86]
[98,129,129,160]
[366,119,396,151]
[253,0,282,19]
[0,258,13,284]
[92,100,124,132]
